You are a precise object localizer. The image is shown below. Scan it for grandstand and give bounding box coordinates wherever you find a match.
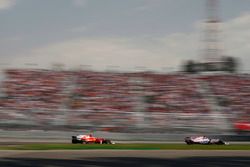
[0,69,249,134]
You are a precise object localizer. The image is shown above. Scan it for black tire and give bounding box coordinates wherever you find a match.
[104,140,112,144]
[81,140,87,144]
[72,136,78,144]
[216,140,225,145]
[186,140,193,145]
[185,137,193,145]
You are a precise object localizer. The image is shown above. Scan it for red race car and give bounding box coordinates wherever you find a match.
[72,134,114,144]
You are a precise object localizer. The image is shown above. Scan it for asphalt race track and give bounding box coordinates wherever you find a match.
[0,150,250,167]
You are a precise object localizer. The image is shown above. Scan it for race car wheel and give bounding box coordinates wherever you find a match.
[72,136,78,144]
[81,141,87,144]
[104,140,112,144]
[216,140,225,145]
[185,139,193,145]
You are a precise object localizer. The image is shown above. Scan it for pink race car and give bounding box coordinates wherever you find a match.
[185,136,229,145]
[72,134,114,144]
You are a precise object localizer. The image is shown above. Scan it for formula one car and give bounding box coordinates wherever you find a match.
[185,136,229,145]
[72,134,114,144]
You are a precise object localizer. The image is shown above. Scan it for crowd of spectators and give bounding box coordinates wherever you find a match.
[201,74,250,131]
[0,70,210,113]
[0,69,249,132]
[69,71,133,112]
[141,73,210,113]
[0,69,67,110]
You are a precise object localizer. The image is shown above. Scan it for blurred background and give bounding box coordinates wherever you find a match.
[0,0,249,141]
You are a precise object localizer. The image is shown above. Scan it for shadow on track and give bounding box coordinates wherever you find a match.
[0,157,250,167]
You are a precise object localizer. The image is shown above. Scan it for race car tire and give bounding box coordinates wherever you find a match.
[104,140,112,144]
[216,140,225,145]
[184,137,193,145]
[81,140,87,144]
[186,141,193,145]
[72,136,78,144]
